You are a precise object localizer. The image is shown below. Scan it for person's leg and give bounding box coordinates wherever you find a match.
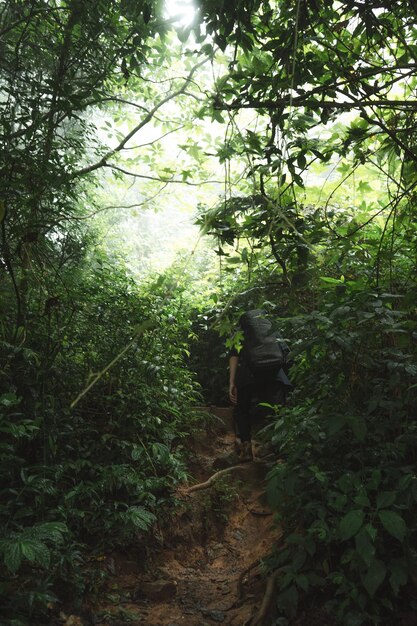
[234,383,253,442]
[234,383,255,461]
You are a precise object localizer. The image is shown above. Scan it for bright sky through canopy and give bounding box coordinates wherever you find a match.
[165,0,197,26]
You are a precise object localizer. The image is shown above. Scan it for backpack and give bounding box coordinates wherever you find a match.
[239,309,289,372]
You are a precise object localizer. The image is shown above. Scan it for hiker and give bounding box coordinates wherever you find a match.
[229,309,292,461]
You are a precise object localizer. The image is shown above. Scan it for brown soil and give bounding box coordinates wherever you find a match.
[64,408,284,626]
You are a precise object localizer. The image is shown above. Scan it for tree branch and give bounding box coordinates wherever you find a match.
[101,163,222,186]
[215,97,417,112]
[360,107,417,164]
[70,320,155,409]
[71,57,210,179]
[71,183,171,220]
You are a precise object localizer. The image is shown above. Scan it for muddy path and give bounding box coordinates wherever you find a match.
[84,408,283,626]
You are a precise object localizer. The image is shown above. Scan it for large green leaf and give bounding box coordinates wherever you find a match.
[339,510,364,541]
[21,540,50,568]
[355,527,375,567]
[126,506,156,531]
[376,491,396,510]
[389,558,408,596]
[3,541,23,574]
[362,558,386,596]
[378,510,407,543]
[277,585,299,619]
[327,414,346,436]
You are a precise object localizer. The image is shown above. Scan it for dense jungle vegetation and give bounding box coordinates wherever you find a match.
[1,0,417,624]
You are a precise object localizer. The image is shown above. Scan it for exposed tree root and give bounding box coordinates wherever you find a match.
[236,558,262,600]
[247,507,272,517]
[223,559,260,612]
[182,463,248,494]
[249,569,281,626]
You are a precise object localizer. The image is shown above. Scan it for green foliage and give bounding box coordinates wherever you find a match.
[0,522,67,574]
[0,245,205,622]
[264,284,417,624]
[210,478,239,525]
[3,1,417,624]
[188,304,230,405]
[0,2,215,621]
[197,477,239,531]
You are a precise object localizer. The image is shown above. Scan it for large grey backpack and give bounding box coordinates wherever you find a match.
[239,309,288,372]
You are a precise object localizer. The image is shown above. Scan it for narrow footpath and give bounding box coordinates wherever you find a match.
[81,408,283,626]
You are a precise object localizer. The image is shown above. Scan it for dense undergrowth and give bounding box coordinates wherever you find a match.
[265,285,417,625]
[0,247,206,624]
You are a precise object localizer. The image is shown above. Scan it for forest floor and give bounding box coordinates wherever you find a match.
[67,407,284,626]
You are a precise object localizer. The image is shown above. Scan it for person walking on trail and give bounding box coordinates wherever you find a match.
[229,309,292,462]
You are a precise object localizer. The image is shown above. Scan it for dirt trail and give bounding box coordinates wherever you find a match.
[87,408,283,626]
